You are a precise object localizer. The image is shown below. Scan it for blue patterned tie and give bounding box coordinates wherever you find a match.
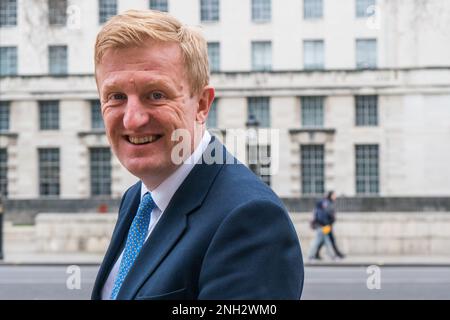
[110,192,156,300]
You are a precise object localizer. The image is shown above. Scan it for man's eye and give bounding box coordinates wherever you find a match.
[109,93,127,101]
[150,91,165,100]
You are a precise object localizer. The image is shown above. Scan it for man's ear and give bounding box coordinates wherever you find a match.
[196,86,215,124]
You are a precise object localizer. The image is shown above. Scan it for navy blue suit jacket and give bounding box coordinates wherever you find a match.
[91,137,304,300]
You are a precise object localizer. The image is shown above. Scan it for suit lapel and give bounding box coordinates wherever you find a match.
[91,182,141,300]
[117,137,226,299]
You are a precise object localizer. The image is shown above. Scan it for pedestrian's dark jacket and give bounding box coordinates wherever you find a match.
[314,199,335,226]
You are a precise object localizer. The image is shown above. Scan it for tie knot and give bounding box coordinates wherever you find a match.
[141,192,156,210]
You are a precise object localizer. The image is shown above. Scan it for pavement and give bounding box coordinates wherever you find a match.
[1,251,450,266]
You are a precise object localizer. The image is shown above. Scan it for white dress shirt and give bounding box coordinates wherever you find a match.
[101,131,212,300]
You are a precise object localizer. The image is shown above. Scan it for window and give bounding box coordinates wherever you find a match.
[248,97,270,128]
[356,0,376,18]
[39,148,60,196]
[48,0,67,26]
[301,96,324,127]
[150,0,168,12]
[301,145,324,195]
[251,41,272,71]
[355,95,378,126]
[304,0,323,19]
[0,46,17,76]
[355,144,379,194]
[246,144,271,186]
[90,148,112,196]
[49,45,67,75]
[39,101,59,130]
[91,100,104,130]
[303,40,324,70]
[99,0,117,24]
[207,99,218,128]
[200,0,219,22]
[0,101,10,132]
[356,39,377,69]
[0,0,17,26]
[252,0,271,22]
[0,148,7,197]
[207,42,220,72]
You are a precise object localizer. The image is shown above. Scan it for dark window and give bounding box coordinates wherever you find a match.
[39,148,60,196]
[207,42,220,72]
[90,148,112,196]
[91,100,104,130]
[301,96,324,127]
[200,0,219,22]
[304,0,323,19]
[355,144,379,194]
[39,101,59,130]
[0,46,17,76]
[355,95,378,126]
[150,0,168,12]
[0,101,10,132]
[0,148,7,197]
[248,97,270,128]
[252,0,271,22]
[0,0,17,26]
[48,0,67,26]
[99,0,117,24]
[49,45,68,75]
[301,144,324,195]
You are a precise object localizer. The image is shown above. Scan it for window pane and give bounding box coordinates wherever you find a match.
[252,0,271,22]
[207,42,220,72]
[252,41,272,71]
[355,144,379,194]
[301,96,324,127]
[99,0,117,23]
[39,101,59,130]
[246,144,271,186]
[356,0,376,18]
[0,0,17,26]
[39,148,60,196]
[248,97,270,128]
[48,0,67,25]
[207,99,218,128]
[304,0,323,19]
[49,45,68,75]
[90,148,111,196]
[301,145,324,195]
[150,0,168,12]
[0,101,10,132]
[0,46,17,76]
[200,0,219,22]
[91,100,104,129]
[304,40,324,70]
[355,95,378,126]
[0,148,7,197]
[356,39,377,69]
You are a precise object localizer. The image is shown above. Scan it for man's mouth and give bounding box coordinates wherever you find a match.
[127,135,163,145]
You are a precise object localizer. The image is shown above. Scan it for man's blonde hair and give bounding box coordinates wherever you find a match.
[94,10,209,95]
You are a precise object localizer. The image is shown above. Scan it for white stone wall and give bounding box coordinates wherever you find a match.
[5,212,450,256]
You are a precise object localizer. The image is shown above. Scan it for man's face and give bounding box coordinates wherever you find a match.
[95,42,212,188]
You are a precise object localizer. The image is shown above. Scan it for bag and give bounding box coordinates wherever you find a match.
[322,225,332,235]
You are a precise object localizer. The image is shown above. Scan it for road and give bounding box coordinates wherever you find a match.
[0,265,449,300]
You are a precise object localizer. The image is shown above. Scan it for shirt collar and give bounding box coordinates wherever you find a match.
[140,130,212,212]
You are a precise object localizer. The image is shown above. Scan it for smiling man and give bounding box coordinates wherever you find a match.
[91,10,304,300]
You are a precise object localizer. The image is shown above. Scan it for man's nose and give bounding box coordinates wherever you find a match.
[123,97,150,130]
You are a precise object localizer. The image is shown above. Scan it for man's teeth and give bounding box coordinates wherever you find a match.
[128,135,159,144]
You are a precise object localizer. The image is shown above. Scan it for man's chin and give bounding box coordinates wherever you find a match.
[124,160,176,183]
